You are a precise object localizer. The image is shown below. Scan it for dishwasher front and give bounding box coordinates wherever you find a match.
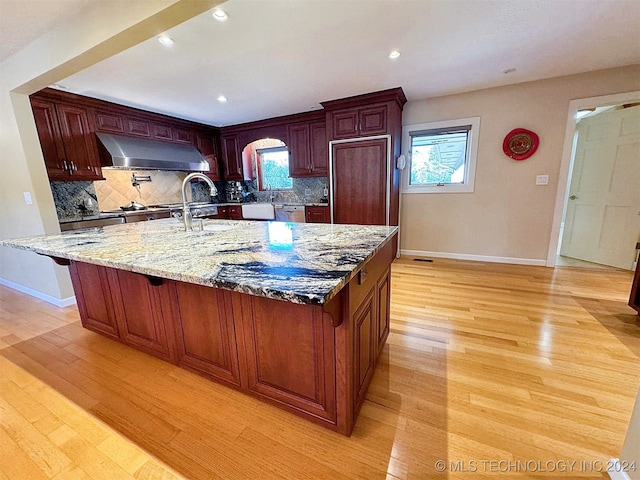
[274,205,306,223]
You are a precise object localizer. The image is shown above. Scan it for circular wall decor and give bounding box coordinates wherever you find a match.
[503,128,539,160]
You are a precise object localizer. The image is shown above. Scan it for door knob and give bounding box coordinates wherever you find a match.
[569,195,578,200]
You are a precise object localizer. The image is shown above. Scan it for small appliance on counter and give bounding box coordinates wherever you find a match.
[227,181,244,202]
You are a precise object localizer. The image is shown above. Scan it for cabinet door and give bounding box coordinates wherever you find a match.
[110,270,173,361]
[173,126,193,144]
[309,122,328,176]
[69,262,120,339]
[151,122,173,142]
[332,138,388,225]
[306,206,330,223]
[30,98,68,180]
[358,105,387,136]
[288,123,311,177]
[222,134,242,180]
[195,131,220,181]
[353,287,376,410]
[56,103,103,180]
[240,296,336,423]
[170,283,241,386]
[94,110,125,134]
[331,109,359,139]
[126,118,151,138]
[376,269,390,354]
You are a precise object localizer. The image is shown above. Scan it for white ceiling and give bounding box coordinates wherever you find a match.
[3,0,640,127]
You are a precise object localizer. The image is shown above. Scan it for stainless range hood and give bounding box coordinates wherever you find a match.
[96,132,210,172]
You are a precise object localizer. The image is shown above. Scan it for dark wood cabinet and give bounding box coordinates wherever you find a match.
[65,234,395,436]
[94,110,125,134]
[30,99,68,180]
[239,296,337,423]
[110,270,174,362]
[629,259,640,315]
[288,121,328,178]
[69,262,119,339]
[30,98,103,181]
[221,134,243,180]
[170,282,241,386]
[332,138,388,225]
[288,123,311,177]
[227,205,243,220]
[195,131,220,181]
[306,206,330,223]
[329,104,387,140]
[322,88,406,228]
[32,88,222,183]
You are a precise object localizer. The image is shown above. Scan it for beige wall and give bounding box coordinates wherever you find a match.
[0,0,221,302]
[401,65,640,263]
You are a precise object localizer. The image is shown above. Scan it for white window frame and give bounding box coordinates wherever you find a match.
[402,116,480,194]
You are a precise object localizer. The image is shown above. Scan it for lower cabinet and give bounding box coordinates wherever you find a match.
[67,237,394,435]
[306,206,330,223]
[169,282,241,386]
[239,295,336,423]
[109,269,174,361]
[69,262,120,339]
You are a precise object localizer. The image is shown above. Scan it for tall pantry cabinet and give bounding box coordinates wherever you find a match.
[321,88,407,228]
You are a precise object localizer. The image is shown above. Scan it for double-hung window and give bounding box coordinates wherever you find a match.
[402,117,480,193]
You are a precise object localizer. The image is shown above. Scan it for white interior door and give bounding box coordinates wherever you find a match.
[560,105,640,270]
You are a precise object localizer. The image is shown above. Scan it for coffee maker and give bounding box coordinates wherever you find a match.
[228,181,243,202]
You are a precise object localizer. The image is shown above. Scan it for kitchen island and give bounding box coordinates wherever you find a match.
[3,218,397,436]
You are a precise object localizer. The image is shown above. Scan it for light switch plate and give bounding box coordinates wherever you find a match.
[23,192,32,205]
[536,175,549,186]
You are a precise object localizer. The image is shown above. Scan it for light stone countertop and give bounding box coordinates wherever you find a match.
[3,218,397,305]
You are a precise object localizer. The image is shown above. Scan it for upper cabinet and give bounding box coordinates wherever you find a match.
[30,89,221,183]
[321,88,407,142]
[221,134,243,181]
[287,121,327,177]
[329,104,387,139]
[31,98,104,181]
[194,131,220,181]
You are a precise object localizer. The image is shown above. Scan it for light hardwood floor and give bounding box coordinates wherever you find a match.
[1,257,638,479]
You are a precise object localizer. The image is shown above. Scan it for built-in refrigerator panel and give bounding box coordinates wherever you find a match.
[329,135,392,226]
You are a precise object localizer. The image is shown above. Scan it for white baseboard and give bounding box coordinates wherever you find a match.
[400,249,547,267]
[608,458,632,480]
[0,277,76,307]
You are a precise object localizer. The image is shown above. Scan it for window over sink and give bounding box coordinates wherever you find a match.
[256,146,293,191]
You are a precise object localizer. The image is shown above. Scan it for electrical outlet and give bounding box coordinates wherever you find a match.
[304,189,311,196]
[23,192,33,205]
[536,175,549,186]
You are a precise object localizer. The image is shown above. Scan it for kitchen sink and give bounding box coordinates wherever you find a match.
[241,203,275,220]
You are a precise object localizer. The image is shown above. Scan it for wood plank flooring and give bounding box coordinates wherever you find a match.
[1,257,638,479]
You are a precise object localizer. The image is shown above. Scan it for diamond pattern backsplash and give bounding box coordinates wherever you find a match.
[95,170,187,210]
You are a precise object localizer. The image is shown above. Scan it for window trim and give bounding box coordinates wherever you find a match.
[256,146,293,191]
[402,116,480,194]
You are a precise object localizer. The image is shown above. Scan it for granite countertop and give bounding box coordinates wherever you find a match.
[3,219,397,305]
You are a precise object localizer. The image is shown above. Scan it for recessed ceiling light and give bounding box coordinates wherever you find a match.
[217,95,228,103]
[212,9,229,21]
[158,35,174,46]
[389,50,401,59]
[502,68,517,74]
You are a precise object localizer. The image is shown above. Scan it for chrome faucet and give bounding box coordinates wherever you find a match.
[181,173,217,231]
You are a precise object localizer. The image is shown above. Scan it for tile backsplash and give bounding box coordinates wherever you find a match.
[94,170,187,210]
[51,171,329,221]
